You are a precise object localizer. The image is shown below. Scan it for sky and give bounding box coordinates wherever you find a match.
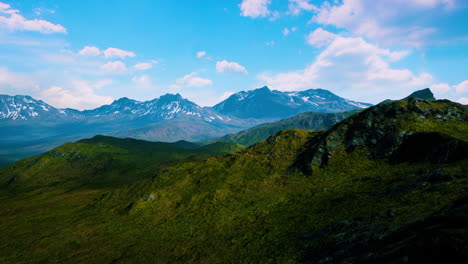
[0,0,467,110]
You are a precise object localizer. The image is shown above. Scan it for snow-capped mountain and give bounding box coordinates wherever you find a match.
[0,94,228,123]
[1,88,372,166]
[82,94,228,123]
[0,95,80,121]
[1,88,371,121]
[213,86,372,119]
[0,93,249,167]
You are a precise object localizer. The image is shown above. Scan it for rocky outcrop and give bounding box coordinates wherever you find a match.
[293,98,467,175]
[404,88,436,100]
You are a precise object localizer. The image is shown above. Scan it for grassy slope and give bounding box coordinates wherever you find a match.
[0,100,466,263]
[203,110,358,146]
[0,135,244,191]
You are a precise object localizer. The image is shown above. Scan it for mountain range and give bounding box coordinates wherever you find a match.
[0,94,466,263]
[0,93,227,122]
[0,87,370,165]
[1,87,369,122]
[213,86,371,119]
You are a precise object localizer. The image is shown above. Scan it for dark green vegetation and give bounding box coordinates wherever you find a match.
[404,87,436,100]
[0,136,244,191]
[204,110,358,146]
[0,98,467,263]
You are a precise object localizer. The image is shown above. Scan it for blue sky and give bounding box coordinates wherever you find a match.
[0,0,467,109]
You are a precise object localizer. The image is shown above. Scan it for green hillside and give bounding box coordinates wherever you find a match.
[203,110,358,146]
[0,98,467,263]
[0,135,244,191]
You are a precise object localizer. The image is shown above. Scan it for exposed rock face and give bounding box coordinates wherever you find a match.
[293,98,467,175]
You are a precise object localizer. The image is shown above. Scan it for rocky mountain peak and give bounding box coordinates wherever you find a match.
[404,88,435,100]
[112,97,138,105]
[293,97,468,175]
[213,87,371,119]
[159,93,183,101]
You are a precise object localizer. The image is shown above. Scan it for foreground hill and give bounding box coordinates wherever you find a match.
[0,97,466,263]
[0,135,244,191]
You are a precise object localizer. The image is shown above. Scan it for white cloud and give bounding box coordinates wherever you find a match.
[0,67,39,93]
[103,47,136,59]
[0,63,114,110]
[78,46,139,59]
[40,80,113,110]
[0,2,66,34]
[288,0,317,15]
[269,10,281,21]
[41,86,80,108]
[306,27,338,48]
[0,2,17,14]
[306,28,409,61]
[311,0,456,46]
[33,7,56,16]
[133,62,153,70]
[265,40,275,46]
[101,61,127,74]
[239,0,271,18]
[175,72,212,88]
[457,97,468,105]
[216,60,248,74]
[78,46,101,56]
[455,80,468,94]
[283,27,298,36]
[196,51,206,58]
[220,91,234,101]
[258,29,428,103]
[93,79,113,89]
[430,83,451,94]
[132,75,152,88]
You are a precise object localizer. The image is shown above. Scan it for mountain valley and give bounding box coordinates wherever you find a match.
[0,87,369,166]
[0,92,466,263]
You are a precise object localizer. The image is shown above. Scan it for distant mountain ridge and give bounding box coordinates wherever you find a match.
[0,87,371,166]
[1,86,370,121]
[213,86,371,119]
[0,95,81,120]
[0,93,228,123]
